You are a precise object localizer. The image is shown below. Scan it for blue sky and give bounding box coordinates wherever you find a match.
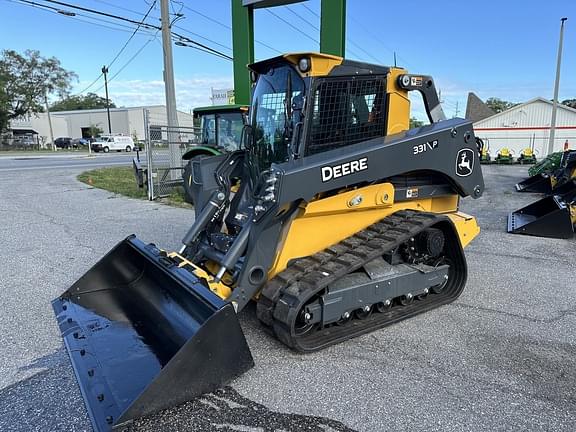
[1,0,575,119]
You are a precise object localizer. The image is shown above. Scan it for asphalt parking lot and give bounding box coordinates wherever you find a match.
[0,164,575,432]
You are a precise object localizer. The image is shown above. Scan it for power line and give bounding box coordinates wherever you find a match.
[37,0,159,28]
[348,14,414,68]
[181,3,231,30]
[75,73,103,95]
[283,5,367,61]
[79,1,157,96]
[93,35,158,92]
[170,0,183,18]
[301,3,319,18]
[71,14,157,37]
[346,40,384,64]
[91,0,159,20]
[285,5,318,31]
[291,4,390,64]
[7,0,231,102]
[108,1,157,69]
[280,4,377,63]
[6,0,160,95]
[173,34,233,60]
[173,24,232,52]
[266,8,319,46]
[34,0,232,60]
[8,0,158,36]
[180,3,281,54]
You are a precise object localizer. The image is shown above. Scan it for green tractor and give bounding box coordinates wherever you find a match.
[132,104,248,200]
[182,105,248,203]
[182,104,248,161]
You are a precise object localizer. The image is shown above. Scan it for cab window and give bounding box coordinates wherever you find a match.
[201,115,216,145]
[216,113,244,151]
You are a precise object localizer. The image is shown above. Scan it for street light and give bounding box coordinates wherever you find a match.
[548,17,568,155]
[101,66,112,134]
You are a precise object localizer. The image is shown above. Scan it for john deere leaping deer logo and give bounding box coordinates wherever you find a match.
[456,149,474,177]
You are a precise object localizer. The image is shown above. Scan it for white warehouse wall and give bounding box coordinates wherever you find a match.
[145,106,195,129]
[9,113,68,145]
[474,98,576,157]
[52,109,130,138]
[50,106,195,141]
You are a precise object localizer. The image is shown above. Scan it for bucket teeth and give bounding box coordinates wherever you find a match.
[52,236,254,432]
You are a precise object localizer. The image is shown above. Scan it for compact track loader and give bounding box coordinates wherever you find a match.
[52,53,484,431]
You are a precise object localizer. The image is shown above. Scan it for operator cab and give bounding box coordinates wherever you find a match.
[194,105,247,152]
[245,53,394,175]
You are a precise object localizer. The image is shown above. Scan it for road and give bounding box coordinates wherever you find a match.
[0,151,138,172]
[0,164,575,432]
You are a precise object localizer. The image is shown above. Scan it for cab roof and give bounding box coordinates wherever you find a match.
[248,52,392,77]
[193,104,248,117]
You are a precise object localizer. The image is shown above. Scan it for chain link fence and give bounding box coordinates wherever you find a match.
[143,109,200,200]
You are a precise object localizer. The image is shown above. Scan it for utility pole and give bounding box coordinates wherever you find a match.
[548,17,568,156]
[44,94,55,151]
[160,0,180,179]
[454,101,460,118]
[101,66,112,134]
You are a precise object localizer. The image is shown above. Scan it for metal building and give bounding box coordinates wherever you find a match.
[51,105,194,142]
[9,112,68,145]
[7,105,194,148]
[473,98,576,157]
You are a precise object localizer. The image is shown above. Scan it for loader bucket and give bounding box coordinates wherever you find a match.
[52,236,254,432]
[515,173,553,193]
[507,195,574,239]
[551,179,576,197]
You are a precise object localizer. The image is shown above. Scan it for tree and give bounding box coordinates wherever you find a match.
[87,124,103,138]
[485,97,519,113]
[561,99,576,109]
[410,117,424,128]
[50,92,116,111]
[0,49,76,132]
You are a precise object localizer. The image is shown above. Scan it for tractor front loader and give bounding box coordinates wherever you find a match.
[52,53,484,431]
[515,149,576,193]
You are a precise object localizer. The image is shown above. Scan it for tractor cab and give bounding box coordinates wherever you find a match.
[182,104,248,160]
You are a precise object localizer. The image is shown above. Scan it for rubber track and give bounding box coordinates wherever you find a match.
[256,210,467,352]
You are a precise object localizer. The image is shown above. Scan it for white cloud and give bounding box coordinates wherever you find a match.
[76,75,234,111]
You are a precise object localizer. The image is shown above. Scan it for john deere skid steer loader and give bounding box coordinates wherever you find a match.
[52,53,484,431]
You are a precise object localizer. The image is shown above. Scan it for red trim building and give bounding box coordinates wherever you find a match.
[473,97,576,156]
